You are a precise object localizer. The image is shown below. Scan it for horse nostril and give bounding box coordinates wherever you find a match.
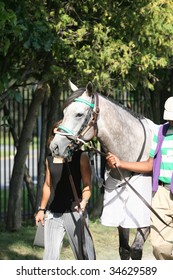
[50,144,59,157]
[55,145,59,151]
[53,145,59,156]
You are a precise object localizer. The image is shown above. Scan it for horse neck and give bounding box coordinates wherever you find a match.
[96,96,150,162]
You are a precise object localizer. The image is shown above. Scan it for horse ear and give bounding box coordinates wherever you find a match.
[86,81,94,96]
[68,80,78,91]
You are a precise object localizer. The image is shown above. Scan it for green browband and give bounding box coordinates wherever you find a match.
[74,98,94,108]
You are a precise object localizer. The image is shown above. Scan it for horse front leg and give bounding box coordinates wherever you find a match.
[130,226,150,260]
[118,226,131,260]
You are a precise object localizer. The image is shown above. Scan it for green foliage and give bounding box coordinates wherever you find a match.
[0,0,173,100]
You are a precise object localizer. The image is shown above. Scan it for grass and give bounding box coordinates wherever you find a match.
[0,218,154,260]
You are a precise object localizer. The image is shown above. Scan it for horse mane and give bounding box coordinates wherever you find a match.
[102,95,145,120]
[63,88,144,120]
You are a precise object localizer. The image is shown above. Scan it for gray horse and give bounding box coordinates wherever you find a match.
[50,81,159,260]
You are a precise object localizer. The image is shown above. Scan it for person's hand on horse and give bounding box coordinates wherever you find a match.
[106,152,121,169]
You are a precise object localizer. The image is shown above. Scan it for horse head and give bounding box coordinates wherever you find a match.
[50,81,99,157]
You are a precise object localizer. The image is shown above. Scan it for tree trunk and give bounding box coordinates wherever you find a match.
[23,166,36,211]
[47,80,62,138]
[6,84,47,231]
[3,104,36,213]
[35,94,49,211]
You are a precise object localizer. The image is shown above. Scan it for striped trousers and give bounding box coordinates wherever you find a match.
[43,210,96,260]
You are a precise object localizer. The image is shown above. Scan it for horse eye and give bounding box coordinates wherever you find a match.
[76,113,83,118]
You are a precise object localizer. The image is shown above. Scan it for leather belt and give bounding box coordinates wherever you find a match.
[159,180,171,190]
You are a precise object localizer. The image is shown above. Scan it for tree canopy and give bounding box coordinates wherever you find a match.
[0,0,173,100]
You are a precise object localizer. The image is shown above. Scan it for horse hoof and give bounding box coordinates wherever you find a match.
[130,248,142,260]
[119,247,130,260]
